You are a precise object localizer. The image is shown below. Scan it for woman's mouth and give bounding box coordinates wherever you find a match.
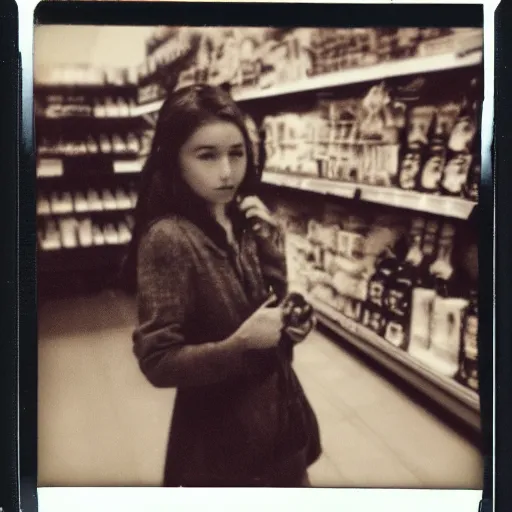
[216,186,235,190]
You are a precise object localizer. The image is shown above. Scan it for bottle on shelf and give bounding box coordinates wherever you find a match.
[417,112,448,194]
[427,276,469,378]
[362,247,399,335]
[408,220,439,359]
[382,219,425,350]
[397,105,435,191]
[459,288,479,391]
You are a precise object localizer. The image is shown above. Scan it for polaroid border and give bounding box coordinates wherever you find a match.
[18,2,490,511]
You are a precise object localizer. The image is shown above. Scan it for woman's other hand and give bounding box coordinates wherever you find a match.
[234,294,284,351]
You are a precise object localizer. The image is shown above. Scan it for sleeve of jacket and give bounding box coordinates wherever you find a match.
[133,220,276,388]
[253,222,288,300]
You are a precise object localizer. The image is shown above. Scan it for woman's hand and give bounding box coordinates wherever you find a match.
[238,196,278,232]
[233,295,284,351]
[284,316,316,345]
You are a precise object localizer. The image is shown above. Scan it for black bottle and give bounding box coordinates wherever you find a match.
[362,249,399,335]
[418,113,448,194]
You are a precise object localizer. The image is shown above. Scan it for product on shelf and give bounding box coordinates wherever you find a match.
[37,194,51,215]
[118,222,132,244]
[99,134,113,154]
[126,133,141,154]
[92,225,105,246]
[115,188,133,210]
[104,97,119,117]
[39,220,62,251]
[93,98,107,118]
[104,223,120,245]
[77,218,93,247]
[117,98,130,117]
[87,189,104,211]
[86,136,99,154]
[112,134,128,154]
[459,289,479,390]
[74,192,88,213]
[59,218,78,249]
[102,189,118,210]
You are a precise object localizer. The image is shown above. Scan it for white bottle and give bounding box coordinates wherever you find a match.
[428,296,469,377]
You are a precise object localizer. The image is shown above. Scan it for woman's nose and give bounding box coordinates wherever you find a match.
[219,157,232,180]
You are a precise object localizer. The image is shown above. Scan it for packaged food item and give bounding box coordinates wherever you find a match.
[77,219,93,247]
[99,134,112,154]
[73,192,88,213]
[59,218,78,249]
[37,194,51,215]
[429,293,469,378]
[117,98,130,117]
[87,189,104,211]
[93,98,106,118]
[86,136,99,154]
[102,189,117,211]
[92,224,105,246]
[104,223,120,245]
[126,133,141,154]
[440,153,473,196]
[464,157,480,202]
[118,222,133,244]
[40,221,62,251]
[112,134,127,154]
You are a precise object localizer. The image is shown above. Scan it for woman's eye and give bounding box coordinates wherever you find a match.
[197,153,216,161]
[230,151,245,158]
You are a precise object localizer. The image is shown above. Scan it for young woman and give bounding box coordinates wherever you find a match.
[125,84,321,487]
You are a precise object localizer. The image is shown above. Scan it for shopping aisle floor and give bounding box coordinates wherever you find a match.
[38,290,483,488]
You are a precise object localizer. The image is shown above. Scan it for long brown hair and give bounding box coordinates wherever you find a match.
[120,84,258,292]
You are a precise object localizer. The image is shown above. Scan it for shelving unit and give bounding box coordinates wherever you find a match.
[129,49,482,116]
[308,296,480,431]
[261,172,477,219]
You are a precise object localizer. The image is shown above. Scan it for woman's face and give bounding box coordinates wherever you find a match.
[178,120,248,205]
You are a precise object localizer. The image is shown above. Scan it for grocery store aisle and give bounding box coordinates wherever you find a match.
[38,290,482,489]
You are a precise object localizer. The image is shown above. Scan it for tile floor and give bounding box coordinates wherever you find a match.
[37,290,483,489]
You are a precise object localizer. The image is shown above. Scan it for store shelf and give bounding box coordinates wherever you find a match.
[125,50,482,116]
[37,206,135,218]
[261,172,476,219]
[308,296,480,431]
[234,51,482,102]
